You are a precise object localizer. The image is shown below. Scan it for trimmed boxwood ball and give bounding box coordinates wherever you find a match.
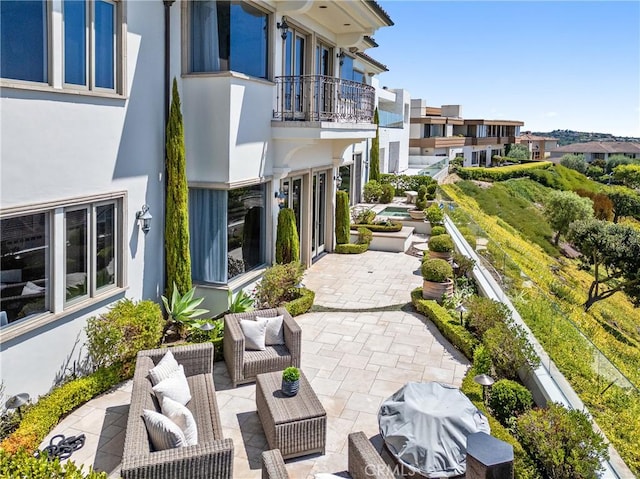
[488,379,533,426]
[380,184,395,204]
[428,234,454,253]
[425,204,444,225]
[421,258,453,282]
[430,225,446,237]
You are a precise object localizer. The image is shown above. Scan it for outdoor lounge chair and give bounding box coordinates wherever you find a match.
[261,431,395,479]
[223,307,301,387]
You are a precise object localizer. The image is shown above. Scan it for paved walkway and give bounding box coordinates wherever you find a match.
[41,249,469,478]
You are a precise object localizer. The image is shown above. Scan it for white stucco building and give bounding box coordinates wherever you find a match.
[1,0,404,399]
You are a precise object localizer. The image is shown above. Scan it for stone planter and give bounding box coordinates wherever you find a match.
[422,279,454,302]
[429,250,453,263]
[409,209,426,220]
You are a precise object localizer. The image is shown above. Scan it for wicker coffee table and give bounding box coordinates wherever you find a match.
[256,370,327,459]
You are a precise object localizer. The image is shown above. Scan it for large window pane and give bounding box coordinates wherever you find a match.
[96,204,115,289]
[0,1,48,82]
[227,184,266,280]
[190,0,268,78]
[64,0,87,85]
[66,210,88,301]
[95,0,115,89]
[189,189,227,283]
[1,214,49,326]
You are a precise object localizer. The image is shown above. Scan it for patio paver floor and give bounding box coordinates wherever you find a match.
[41,248,470,478]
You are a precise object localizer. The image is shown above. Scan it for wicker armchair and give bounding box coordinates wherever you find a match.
[224,307,301,387]
[121,343,234,479]
[260,432,395,479]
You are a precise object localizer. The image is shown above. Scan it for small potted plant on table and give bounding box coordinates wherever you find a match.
[281,367,301,397]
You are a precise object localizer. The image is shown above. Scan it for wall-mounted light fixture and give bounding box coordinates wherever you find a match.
[274,191,287,209]
[277,16,289,41]
[334,175,342,188]
[136,204,153,234]
[337,50,345,66]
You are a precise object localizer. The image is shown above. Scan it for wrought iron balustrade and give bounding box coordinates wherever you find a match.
[274,75,375,123]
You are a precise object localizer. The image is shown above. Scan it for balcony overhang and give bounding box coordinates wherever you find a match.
[271,121,376,141]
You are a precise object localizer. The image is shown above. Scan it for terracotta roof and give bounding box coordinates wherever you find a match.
[356,52,389,72]
[366,0,394,26]
[550,141,640,154]
[520,133,558,142]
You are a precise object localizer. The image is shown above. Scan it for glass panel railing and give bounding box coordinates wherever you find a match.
[439,187,639,476]
[378,109,403,128]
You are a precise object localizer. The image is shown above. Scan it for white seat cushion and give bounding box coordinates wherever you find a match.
[161,397,198,446]
[152,364,191,406]
[142,409,187,451]
[258,315,285,346]
[240,318,269,351]
[149,350,180,386]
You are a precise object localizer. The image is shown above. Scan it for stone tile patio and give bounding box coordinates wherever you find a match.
[41,248,470,478]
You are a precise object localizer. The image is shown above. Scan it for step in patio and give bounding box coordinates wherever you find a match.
[350,226,414,253]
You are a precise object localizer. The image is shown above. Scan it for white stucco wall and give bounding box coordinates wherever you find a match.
[0,1,165,399]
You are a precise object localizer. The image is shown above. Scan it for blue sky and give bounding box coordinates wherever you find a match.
[374,1,640,137]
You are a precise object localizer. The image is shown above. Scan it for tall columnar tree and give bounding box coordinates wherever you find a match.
[165,78,192,297]
[543,190,593,245]
[369,108,380,182]
[275,208,300,264]
[335,190,350,245]
[568,219,640,310]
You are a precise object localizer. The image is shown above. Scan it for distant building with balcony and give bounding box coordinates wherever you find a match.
[549,141,640,162]
[409,99,524,168]
[519,132,559,160]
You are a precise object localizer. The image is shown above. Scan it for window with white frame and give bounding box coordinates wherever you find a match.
[1,0,122,93]
[0,199,121,328]
[64,0,119,90]
[0,1,49,83]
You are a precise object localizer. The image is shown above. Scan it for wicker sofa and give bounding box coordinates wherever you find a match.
[224,307,301,387]
[261,432,395,479]
[121,343,234,479]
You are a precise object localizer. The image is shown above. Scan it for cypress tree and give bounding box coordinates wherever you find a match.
[165,78,192,297]
[275,208,300,264]
[369,108,380,182]
[335,190,350,245]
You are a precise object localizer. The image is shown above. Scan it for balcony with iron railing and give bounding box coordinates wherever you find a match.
[273,75,375,124]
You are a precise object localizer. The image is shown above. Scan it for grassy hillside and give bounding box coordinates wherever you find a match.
[442,182,640,475]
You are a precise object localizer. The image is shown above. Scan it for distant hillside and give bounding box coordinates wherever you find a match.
[532,129,640,146]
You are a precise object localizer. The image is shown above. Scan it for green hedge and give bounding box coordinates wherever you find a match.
[349,222,403,232]
[285,287,315,317]
[411,289,479,358]
[1,364,129,454]
[0,449,107,478]
[335,243,369,254]
[457,162,552,182]
[461,368,542,479]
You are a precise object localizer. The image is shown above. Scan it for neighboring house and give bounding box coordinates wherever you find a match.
[519,131,558,160]
[549,141,640,162]
[409,99,525,168]
[0,0,398,398]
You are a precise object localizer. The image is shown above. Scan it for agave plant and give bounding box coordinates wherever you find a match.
[227,289,254,313]
[162,282,210,338]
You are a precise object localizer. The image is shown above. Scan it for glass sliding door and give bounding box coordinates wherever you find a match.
[311,172,327,258]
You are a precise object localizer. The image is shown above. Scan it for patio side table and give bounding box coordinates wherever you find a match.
[405,190,418,204]
[256,370,327,460]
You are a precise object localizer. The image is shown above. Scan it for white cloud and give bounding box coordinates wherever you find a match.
[544,111,558,118]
